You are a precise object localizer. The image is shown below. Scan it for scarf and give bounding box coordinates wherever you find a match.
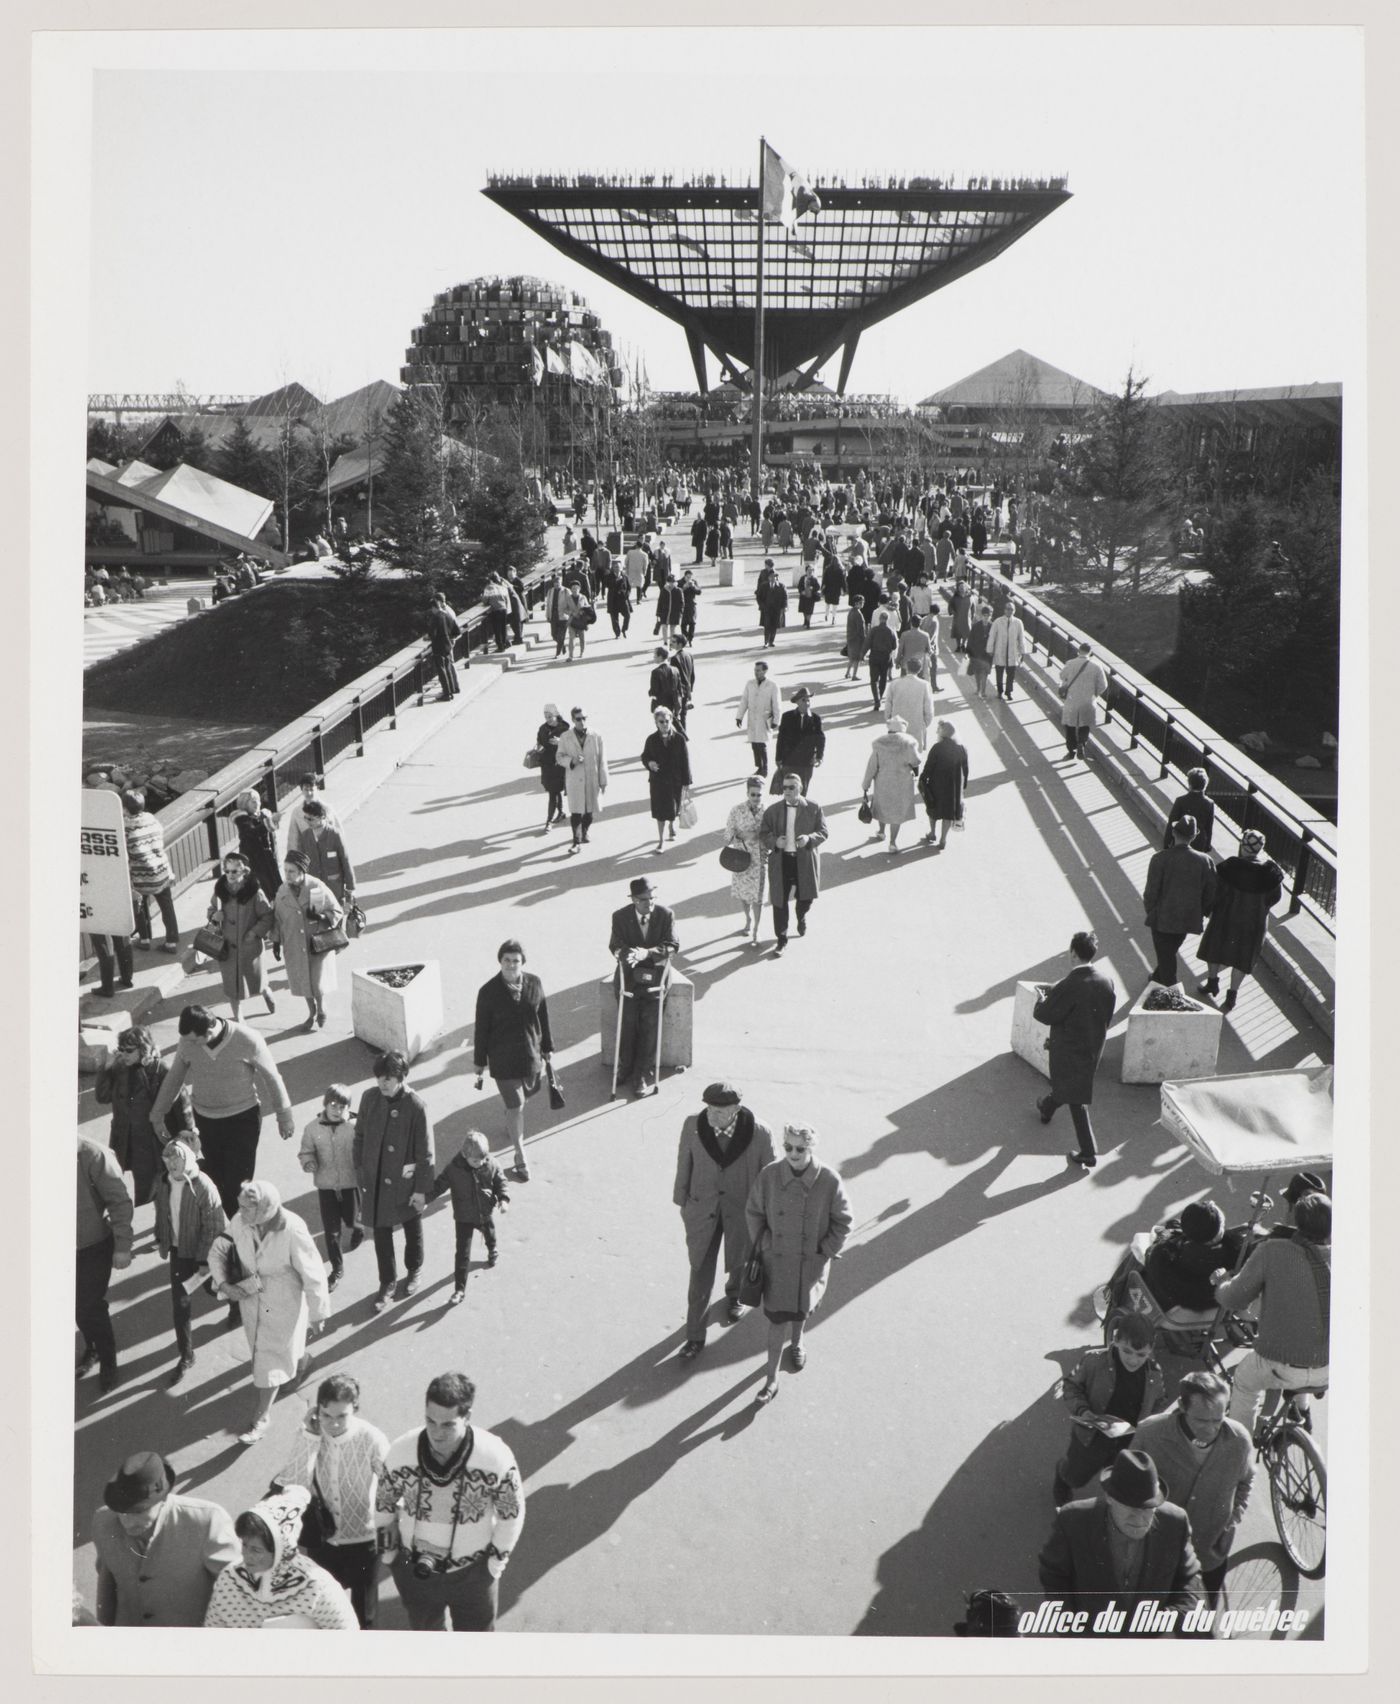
[214,874,261,905]
[697,1107,755,1169]
[231,1489,314,1600]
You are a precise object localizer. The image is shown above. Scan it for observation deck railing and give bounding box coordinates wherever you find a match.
[963,564,1337,935]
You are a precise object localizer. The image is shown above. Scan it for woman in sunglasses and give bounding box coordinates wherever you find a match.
[744,1124,852,1407]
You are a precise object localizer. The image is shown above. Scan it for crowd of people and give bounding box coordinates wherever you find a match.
[75,469,1328,1639]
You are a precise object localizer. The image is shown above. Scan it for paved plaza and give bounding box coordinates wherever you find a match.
[73,525,1331,1638]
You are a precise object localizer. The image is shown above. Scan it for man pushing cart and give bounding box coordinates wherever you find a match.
[608,877,679,1099]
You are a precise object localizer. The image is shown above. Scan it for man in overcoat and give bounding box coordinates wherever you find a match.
[354,1050,435,1310]
[1143,818,1218,986]
[1037,1449,1203,1635]
[673,1083,777,1361]
[759,773,829,956]
[648,647,682,718]
[608,877,679,1098]
[1033,930,1117,1169]
[735,658,782,776]
[92,1451,238,1626]
[473,939,554,1183]
[773,688,825,794]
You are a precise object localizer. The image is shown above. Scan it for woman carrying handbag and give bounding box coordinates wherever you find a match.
[272,850,346,1033]
[204,849,275,1023]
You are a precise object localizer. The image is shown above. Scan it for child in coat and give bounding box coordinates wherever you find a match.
[298,1085,362,1290]
[427,1130,510,1306]
[1053,1312,1168,1505]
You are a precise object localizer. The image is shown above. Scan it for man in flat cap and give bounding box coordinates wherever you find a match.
[91,1452,238,1625]
[608,877,679,1098]
[672,1084,776,1361]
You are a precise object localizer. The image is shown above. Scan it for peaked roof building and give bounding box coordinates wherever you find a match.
[919,349,1107,413]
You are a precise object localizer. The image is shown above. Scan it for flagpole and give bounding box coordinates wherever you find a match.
[751,136,766,512]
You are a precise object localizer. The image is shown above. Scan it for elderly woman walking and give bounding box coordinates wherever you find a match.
[722,774,767,942]
[862,714,921,852]
[744,1124,853,1406]
[1197,829,1285,1013]
[206,849,275,1023]
[272,850,344,1032]
[642,706,693,851]
[535,702,570,830]
[919,721,970,850]
[210,1179,330,1445]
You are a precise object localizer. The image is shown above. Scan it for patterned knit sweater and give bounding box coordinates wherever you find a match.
[376,1426,524,1574]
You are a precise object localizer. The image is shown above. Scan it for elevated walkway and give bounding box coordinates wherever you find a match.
[70,524,1332,1639]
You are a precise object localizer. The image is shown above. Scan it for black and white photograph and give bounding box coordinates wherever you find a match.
[26,8,1380,1681]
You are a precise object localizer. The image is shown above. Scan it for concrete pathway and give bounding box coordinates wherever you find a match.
[72,521,1331,1643]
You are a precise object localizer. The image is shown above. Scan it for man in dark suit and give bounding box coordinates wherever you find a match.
[1034,930,1118,1170]
[669,635,695,731]
[759,773,829,957]
[648,647,682,719]
[773,687,826,795]
[608,877,679,1098]
[1143,818,1218,986]
[1038,1449,1203,1635]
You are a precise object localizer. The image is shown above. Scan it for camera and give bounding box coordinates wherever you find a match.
[412,1555,446,1580]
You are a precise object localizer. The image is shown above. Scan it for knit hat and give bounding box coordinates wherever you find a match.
[1179,1200,1225,1243]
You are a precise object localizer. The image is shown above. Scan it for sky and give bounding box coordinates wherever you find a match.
[82,26,1365,407]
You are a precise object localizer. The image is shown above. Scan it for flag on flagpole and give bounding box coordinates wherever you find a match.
[761,140,822,231]
[528,346,545,387]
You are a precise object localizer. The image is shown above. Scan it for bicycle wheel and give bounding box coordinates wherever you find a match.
[1267,1424,1327,1577]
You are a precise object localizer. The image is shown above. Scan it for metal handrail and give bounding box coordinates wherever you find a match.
[964,565,1337,933]
[153,565,555,895]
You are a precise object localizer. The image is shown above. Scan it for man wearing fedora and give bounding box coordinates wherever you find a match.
[773,688,826,796]
[1038,1449,1203,1634]
[672,1083,777,1361]
[608,877,679,1097]
[91,1451,238,1625]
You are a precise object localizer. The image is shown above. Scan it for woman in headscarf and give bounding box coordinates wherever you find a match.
[206,848,275,1023]
[210,1179,330,1444]
[1197,828,1285,1013]
[861,714,921,853]
[535,702,570,830]
[722,774,767,942]
[641,706,693,852]
[919,720,971,850]
[744,1124,852,1407]
[272,849,344,1032]
[203,1486,358,1628]
[94,1024,197,1209]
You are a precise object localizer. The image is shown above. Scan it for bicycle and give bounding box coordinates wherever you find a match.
[1254,1386,1327,1577]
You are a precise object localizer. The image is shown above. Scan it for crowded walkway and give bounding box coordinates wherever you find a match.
[73,517,1331,1637]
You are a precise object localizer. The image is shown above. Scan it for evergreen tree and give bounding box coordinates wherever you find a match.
[1061,368,1171,594]
[214,417,278,498]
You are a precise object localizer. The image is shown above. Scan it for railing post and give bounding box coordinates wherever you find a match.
[353,694,366,757]
[415,654,427,707]
[387,671,399,732]
[312,725,326,779]
[1102,670,1115,729]
[205,804,222,870]
[1129,689,1142,750]
[1289,829,1314,919]
[264,759,278,813]
[1159,715,1173,780]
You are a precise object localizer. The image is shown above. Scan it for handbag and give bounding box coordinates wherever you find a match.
[581,603,598,626]
[344,902,368,940]
[719,843,752,873]
[299,1466,337,1550]
[546,1060,566,1111]
[523,747,543,769]
[737,1241,766,1308]
[192,922,229,962]
[308,918,349,955]
[678,790,698,831]
[858,798,874,825]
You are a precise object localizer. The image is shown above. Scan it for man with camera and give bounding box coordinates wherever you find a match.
[375,1372,524,1631]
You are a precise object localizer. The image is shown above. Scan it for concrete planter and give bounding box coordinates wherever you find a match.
[718,560,746,588]
[1121,984,1222,1085]
[351,960,443,1062]
[597,970,694,1072]
[1010,980,1052,1080]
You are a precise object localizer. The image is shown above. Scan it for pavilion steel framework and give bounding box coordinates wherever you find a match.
[483,177,1071,395]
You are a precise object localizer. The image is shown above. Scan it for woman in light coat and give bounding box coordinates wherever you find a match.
[745,1124,852,1406]
[212,1179,329,1444]
[723,776,767,942]
[556,707,608,854]
[271,850,344,1032]
[861,715,921,852]
[1058,642,1109,761]
[206,849,275,1022]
